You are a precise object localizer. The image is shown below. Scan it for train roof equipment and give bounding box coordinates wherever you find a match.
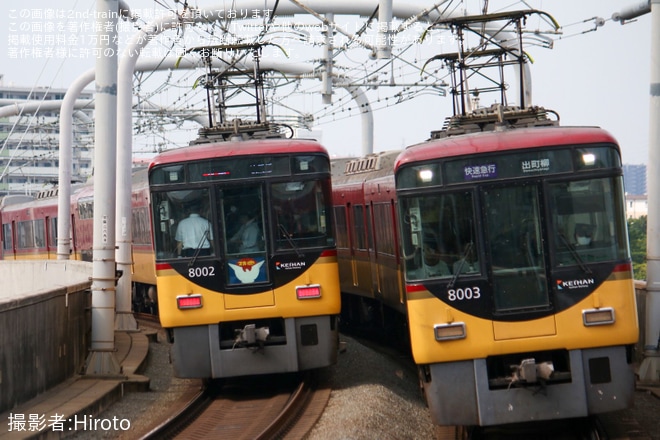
[184,43,295,144]
[421,9,561,138]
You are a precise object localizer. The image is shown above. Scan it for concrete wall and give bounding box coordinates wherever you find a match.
[0,261,92,413]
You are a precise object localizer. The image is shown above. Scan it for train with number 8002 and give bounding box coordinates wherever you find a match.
[331,105,639,428]
[148,129,341,378]
[0,132,342,380]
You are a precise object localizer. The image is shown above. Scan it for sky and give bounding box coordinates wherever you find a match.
[0,0,653,164]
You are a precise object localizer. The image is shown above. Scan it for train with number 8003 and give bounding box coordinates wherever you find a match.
[148,128,341,378]
[331,105,639,428]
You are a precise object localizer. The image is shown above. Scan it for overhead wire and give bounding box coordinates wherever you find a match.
[115,0,614,152]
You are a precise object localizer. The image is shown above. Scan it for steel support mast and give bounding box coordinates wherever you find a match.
[639,0,660,383]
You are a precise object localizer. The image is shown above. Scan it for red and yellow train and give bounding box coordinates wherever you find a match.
[0,168,157,311]
[0,135,342,380]
[331,107,639,427]
[148,137,341,378]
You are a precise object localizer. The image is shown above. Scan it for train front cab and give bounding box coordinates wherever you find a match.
[397,140,639,426]
[149,148,341,378]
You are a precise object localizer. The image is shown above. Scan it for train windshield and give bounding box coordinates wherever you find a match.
[152,188,215,260]
[400,191,480,281]
[151,178,334,261]
[549,177,629,266]
[399,172,629,312]
[271,180,332,250]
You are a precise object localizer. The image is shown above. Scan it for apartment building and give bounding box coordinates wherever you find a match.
[0,82,93,196]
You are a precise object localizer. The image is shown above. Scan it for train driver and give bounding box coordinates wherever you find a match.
[229,211,261,253]
[574,223,594,247]
[175,202,213,257]
[411,238,452,279]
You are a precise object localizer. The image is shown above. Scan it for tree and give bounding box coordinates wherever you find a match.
[628,216,647,280]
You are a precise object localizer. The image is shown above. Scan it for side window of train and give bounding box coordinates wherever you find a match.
[17,220,34,249]
[33,219,45,248]
[352,205,366,251]
[78,198,94,219]
[373,203,396,256]
[333,206,349,249]
[132,207,152,246]
[48,218,57,247]
[2,223,12,251]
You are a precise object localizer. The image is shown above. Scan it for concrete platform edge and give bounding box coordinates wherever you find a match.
[0,330,152,439]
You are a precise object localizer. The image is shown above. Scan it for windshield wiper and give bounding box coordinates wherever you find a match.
[278,224,302,257]
[558,233,591,274]
[188,229,211,268]
[448,242,473,289]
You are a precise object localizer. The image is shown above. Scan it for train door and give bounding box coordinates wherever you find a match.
[70,214,78,260]
[367,201,381,296]
[390,199,406,306]
[2,221,15,260]
[50,217,58,259]
[375,199,404,308]
[9,221,17,260]
[351,203,374,296]
[333,203,353,291]
[220,185,270,287]
[482,183,550,313]
[33,218,46,258]
[342,201,359,289]
[349,203,361,287]
[45,216,52,258]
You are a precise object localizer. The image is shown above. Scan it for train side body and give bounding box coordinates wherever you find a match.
[0,168,157,310]
[331,152,406,317]
[125,169,157,287]
[1,194,61,260]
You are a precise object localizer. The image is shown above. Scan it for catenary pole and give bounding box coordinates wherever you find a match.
[639,0,660,383]
[84,0,121,375]
[56,69,95,260]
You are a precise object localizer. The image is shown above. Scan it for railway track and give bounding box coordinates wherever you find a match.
[134,313,331,439]
[140,371,329,440]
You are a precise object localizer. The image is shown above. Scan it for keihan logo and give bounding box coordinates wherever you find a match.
[556,278,595,290]
[275,261,306,270]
